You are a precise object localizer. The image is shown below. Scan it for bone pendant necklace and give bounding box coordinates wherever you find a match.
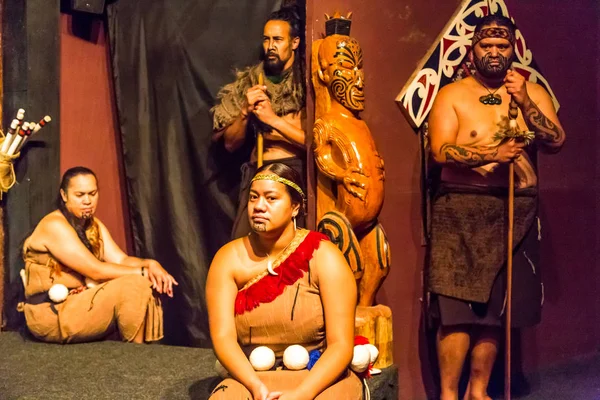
[266,257,277,276]
[259,232,297,276]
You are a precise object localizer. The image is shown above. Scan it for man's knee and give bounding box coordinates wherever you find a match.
[471,339,499,362]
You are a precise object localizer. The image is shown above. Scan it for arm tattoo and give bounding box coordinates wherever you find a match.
[523,101,564,145]
[440,143,498,167]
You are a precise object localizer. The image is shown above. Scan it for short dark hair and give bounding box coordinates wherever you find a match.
[474,14,516,37]
[255,162,306,215]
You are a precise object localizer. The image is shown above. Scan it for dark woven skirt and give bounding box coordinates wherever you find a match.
[429,222,543,328]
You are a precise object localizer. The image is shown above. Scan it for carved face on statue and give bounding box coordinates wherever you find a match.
[318,35,365,112]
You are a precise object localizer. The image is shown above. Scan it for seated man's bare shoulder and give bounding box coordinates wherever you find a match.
[25,211,73,252]
[37,211,70,235]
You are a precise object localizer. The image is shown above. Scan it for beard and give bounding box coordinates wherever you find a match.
[264,52,286,76]
[474,53,512,79]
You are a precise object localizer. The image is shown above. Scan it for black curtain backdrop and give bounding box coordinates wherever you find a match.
[2,0,60,329]
[106,0,283,346]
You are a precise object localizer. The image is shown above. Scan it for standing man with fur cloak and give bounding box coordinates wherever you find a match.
[212,6,306,239]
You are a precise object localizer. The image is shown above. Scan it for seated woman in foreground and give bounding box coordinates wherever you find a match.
[21,166,178,344]
[206,163,363,399]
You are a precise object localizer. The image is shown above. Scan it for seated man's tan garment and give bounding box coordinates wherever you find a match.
[21,248,163,343]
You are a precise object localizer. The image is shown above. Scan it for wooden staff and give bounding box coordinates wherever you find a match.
[256,73,264,167]
[505,97,519,400]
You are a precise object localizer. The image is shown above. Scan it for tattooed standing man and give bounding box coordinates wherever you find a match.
[427,15,565,400]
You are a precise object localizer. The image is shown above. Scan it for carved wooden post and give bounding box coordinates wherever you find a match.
[312,12,393,368]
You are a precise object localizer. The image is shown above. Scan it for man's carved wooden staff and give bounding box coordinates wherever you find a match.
[256,73,264,168]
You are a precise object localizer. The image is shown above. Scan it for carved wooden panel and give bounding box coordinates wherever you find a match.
[395,0,559,130]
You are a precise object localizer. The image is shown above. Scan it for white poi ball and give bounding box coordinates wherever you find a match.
[283,345,309,370]
[19,269,27,288]
[48,284,69,303]
[85,277,99,288]
[249,346,276,371]
[214,359,230,378]
[365,344,379,364]
[350,345,371,373]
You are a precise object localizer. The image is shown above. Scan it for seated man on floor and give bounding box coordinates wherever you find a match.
[20,166,178,344]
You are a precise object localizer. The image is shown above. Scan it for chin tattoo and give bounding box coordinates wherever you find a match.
[252,222,267,232]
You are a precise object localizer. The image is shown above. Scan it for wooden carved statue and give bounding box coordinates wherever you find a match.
[312,13,393,368]
[312,13,389,307]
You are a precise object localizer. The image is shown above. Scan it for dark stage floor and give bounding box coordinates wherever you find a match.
[0,331,597,399]
[0,331,398,399]
[510,352,600,400]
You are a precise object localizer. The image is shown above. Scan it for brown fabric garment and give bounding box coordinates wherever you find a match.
[235,249,324,357]
[211,233,363,398]
[427,183,537,303]
[210,370,363,399]
[23,249,86,297]
[22,249,163,343]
